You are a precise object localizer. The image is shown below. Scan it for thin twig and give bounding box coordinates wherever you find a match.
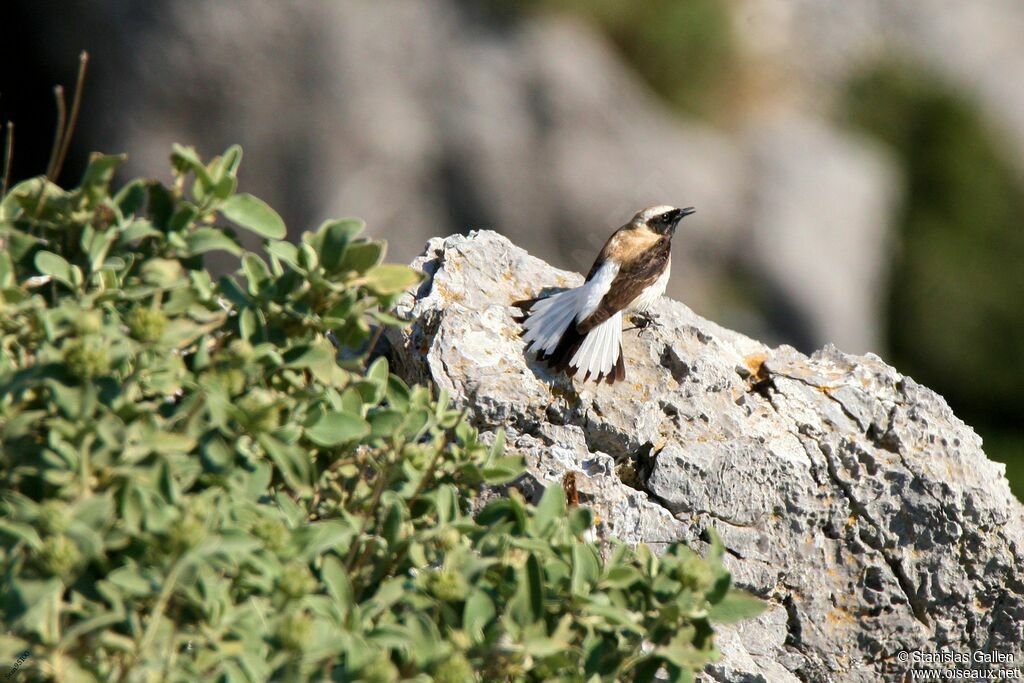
[0,121,13,199]
[344,450,394,571]
[52,51,89,182]
[348,536,379,584]
[407,411,467,503]
[44,85,66,180]
[364,410,468,590]
[363,323,385,368]
[138,556,185,655]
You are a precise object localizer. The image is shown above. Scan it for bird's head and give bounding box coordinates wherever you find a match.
[632,205,695,236]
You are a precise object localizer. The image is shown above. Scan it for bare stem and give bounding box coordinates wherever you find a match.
[53,51,89,182]
[365,413,466,588]
[45,85,66,180]
[344,452,393,572]
[133,555,186,674]
[364,323,385,368]
[0,121,13,199]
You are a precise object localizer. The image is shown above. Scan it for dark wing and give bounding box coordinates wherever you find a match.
[585,253,608,281]
[584,227,628,281]
[576,236,670,334]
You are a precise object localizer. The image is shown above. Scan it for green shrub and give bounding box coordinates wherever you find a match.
[843,63,1024,497]
[0,146,762,681]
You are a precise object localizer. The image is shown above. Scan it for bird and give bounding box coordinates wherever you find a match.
[515,205,695,384]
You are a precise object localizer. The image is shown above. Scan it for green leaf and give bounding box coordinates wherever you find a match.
[258,434,312,490]
[283,341,336,374]
[119,219,161,244]
[171,143,214,190]
[433,485,458,525]
[655,631,708,671]
[142,431,197,454]
[87,229,117,272]
[707,589,767,624]
[510,554,544,625]
[0,251,14,288]
[185,227,242,256]
[194,529,262,558]
[400,408,430,440]
[114,179,147,215]
[463,590,496,643]
[217,275,251,307]
[706,527,725,566]
[488,428,507,461]
[305,411,370,447]
[9,578,63,639]
[321,555,353,611]
[169,203,200,234]
[265,241,300,270]
[242,253,271,292]
[568,507,594,537]
[366,356,389,383]
[405,612,444,666]
[212,174,238,201]
[57,611,128,650]
[139,258,183,287]
[364,577,407,619]
[571,544,600,596]
[80,153,126,199]
[384,375,410,411]
[583,603,643,632]
[107,567,154,596]
[370,310,409,328]
[316,218,365,271]
[221,193,286,239]
[0,520,43,550]
[72,495,114,529]
[533,485,565,533]
[296,521,353,558]
[601,565,642,589]
[361,264,421,295]
[340,387,363,416]
[482,455,526,485]
[239,307,257,341]
[2,177,65,221]
[523,616,573,660]
[34,251,75,288]
[368,409,404,440]
[208,144,243,182]
[337,241,383,274]
[380,498,404,547]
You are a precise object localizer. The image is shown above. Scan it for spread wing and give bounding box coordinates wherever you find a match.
[577,236,670,334]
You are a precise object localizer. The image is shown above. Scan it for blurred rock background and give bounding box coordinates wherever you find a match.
[4,0,1023,495]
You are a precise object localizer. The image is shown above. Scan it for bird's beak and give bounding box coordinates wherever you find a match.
[664,207,695,224]
[663,207,695,234]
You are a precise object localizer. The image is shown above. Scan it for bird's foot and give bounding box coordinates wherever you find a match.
[626,311,661,336]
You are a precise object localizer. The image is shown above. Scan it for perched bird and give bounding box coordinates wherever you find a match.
[515,205,695,384]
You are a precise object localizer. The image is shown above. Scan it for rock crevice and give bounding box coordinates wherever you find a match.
[385,231,1024,682]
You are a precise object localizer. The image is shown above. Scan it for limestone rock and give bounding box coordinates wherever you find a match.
[385,230,1024,682]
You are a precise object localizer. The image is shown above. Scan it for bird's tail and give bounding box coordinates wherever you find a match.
[515,290,625,384]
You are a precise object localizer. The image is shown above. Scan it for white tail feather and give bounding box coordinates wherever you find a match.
[569,312,622,378]
[520,261,623,380]
[521,288,585,355]
[601,315,617,374]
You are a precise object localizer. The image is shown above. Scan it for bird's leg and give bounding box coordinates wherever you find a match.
[625,310,661,336]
